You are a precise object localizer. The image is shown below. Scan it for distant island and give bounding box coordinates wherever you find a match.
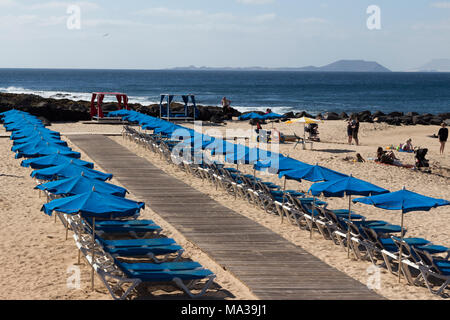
[171,60,392,73]
[411,59,450,72]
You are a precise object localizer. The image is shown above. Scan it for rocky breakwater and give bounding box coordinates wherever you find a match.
[284,110,450,126]
[0,93,242,123]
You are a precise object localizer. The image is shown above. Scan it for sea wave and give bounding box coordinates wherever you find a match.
[0,86,320,115]
[0,86,160,106]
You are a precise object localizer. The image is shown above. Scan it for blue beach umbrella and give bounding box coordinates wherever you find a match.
[122,112,145,123]
[41,188,145,288]
[21,153,94,170]
[309,175,389,257]
[107,109,132,117]
[0,110,26,118]
[142,120,165,130]
[3,114,39,125]
[31,162,113,181]
[225,147,272,164]
[178,135,215,150]
[13,134,67,147]
[238,112,265,121]
[12,139,71,153]
[13,139,77,159]
[153,123,182,135]
[280,164,348,182]
[41,189,144,218]
[13,135,68,148]
[254,155,310,175]
[205,139,236,156]
[309,175,389,198]
[15,144,81,159]
[263,112,284,120]
[280,164,348,238]
[5,121,45,132]
[11,127,60,140]
[353,188,450,281]
[36,175,128,197]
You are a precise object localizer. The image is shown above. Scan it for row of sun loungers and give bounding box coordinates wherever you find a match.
[123,124,449,298]
[1,110,216,300]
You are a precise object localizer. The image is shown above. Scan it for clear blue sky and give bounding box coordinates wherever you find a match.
[0,0,449,70]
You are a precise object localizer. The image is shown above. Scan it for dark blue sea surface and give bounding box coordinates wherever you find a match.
[0,69,449,115]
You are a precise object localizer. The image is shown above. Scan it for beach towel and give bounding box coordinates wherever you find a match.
[373,160,415,169]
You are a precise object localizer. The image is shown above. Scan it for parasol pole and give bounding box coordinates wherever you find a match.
[347,193,352,258]
[91,216,95,291]
[91,186,96,291]
[281,177,287,223]
[310,197,316,240]
[398,209,405,283]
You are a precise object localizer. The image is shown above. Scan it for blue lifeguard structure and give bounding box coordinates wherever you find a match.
[159,94,199,122]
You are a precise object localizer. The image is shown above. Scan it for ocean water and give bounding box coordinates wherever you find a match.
[0,69,449,115]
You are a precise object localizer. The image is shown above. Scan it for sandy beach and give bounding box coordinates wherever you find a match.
[0,119,448,300]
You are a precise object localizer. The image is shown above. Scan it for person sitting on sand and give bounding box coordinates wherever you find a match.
[400,138,414,152]
[356,153,366,163]
[376,147,399,165]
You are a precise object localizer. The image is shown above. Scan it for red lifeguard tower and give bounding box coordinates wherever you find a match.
[90,92,129,119]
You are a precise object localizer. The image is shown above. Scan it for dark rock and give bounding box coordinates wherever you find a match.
[385,117,401,126]
[210,114,224,123]
[283,112,295,119]
[412,115,429,125]
[406,112,419,117]
[37,116,51,126]
[339,112,349,119]
[373,116,388,123]
[359,113,373,123]
[358,110,372,117]
[399,116,413,125]
[430,117,443,126]
[295,111,314,118]
[438,113,450,120]
[0,92,242,123]
[323,112,340,120]
[372,111,385,118]
[388,111,404,117]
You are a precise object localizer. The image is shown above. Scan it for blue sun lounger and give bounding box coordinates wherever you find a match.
[78,246,215,300]
[82,218,162,238]
[412,247,450,296]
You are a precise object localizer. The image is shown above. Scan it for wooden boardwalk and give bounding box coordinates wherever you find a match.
[69,135,382,300]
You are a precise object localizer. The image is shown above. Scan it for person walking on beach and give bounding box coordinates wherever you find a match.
[347,118,353,145]
[352,117,360,146]
[438,122,448,154]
